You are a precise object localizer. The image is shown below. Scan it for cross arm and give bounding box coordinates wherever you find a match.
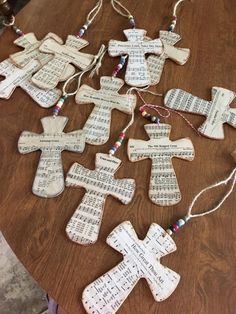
[143,38,163,55]
[109,178,135,205]
[127,139,150,162]
[159,30,181,46]
[65,162,91,188]
[62,130,85,152]
[65,35,89,50]
[106,221,139,254]
[18,131,41,154]
[171,138,195,160]
[113,93,137,113]
[76,84,97,104]
[13,32,38,49]
[145,224,177,258]
[146,264,180,302]
[108,40,130,56]
[0,59,15,76]
[21,79,61,108]
[164,88,211,116]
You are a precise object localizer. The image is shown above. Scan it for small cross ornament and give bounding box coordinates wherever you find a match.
[147,31,190,85]
[65,153,135,245]
[10,32,75,81]
[108,29,162,87]
[18,116,85,198]
[76,76,137,145]
[164,87,236,139]
[82,221,180,314]
[32,35,95,90]
[128,124,195,206]
[0,59,61,107]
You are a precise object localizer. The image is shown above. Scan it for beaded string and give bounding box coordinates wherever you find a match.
[109,87,136,157]
[168,0,191,32]
[53,44,107,117]
[136,90,201,136]
[166,165,236,236]
[111,0,135,77]
[77,0,103,38]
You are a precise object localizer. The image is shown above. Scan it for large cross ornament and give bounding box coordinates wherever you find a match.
[65,153,135,245]
[32,35,94,90]
[0,59,61,107]
[108,29,162,87]
[147,31,190,85]
[82,221,180,314]
[128,124,195,206]
[164,87,236,139]
[10,32,75,81]
[18,116,85,198]
[76,76,137,145]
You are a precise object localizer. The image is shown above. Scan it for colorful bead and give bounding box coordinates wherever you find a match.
[166,229,173,236]
[112,56,127,77]
[12,25,24,37]
[176,219,185,227]
[109,132,126,156]
[167,216,189,236]
[128,15,135,28]
[53,96,66,117]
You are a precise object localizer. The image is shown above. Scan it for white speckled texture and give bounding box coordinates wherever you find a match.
[0,232,49,314]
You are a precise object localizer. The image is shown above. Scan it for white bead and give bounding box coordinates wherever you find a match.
[166,229,173,236]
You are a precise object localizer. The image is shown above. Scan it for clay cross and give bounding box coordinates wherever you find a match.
[10,32,75,81]
[0,59,61,107]
[128,124,194,206]
[32,35,94,90]
[82,221,180,314]
[108,29,162,87]
[18,116,85,198]
[65,153,135,245]
[10,32,62,67]
[164,87,236,139]
[76,76,137,145]
[147,31,190,85]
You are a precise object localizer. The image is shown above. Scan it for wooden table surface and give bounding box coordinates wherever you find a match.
[0,0,236,313]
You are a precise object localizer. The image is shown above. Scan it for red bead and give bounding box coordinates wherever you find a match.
[120,132,125,139]
[172,224,179,232]
[139,107,145,113]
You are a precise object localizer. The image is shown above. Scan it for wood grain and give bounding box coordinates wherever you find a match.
[0,0,236,313]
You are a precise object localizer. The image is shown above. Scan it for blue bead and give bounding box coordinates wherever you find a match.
[176,219,185,228]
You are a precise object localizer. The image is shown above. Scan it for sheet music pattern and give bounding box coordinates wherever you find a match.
[32,35,94,90]
[165,87,236,139]
[82,221,180,314]
[147,31,190,85]
[66,154,135,245]
[128,124,194,206]
[0,59,61,107]
[18,116,85,198]
[76,76,137,145]
[108,29,162,87]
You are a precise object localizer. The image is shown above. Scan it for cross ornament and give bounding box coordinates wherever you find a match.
[76,76,137,145]
[18,116,85,198]
[82,221,180,314]
[10,32,75,81]
[128,124,195,206]
[108,29,162,87]
[32,35,94,90]
[65,153,135,245]
[0,59,61,107]
[147,31,190,85]
[164,87,236,139]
